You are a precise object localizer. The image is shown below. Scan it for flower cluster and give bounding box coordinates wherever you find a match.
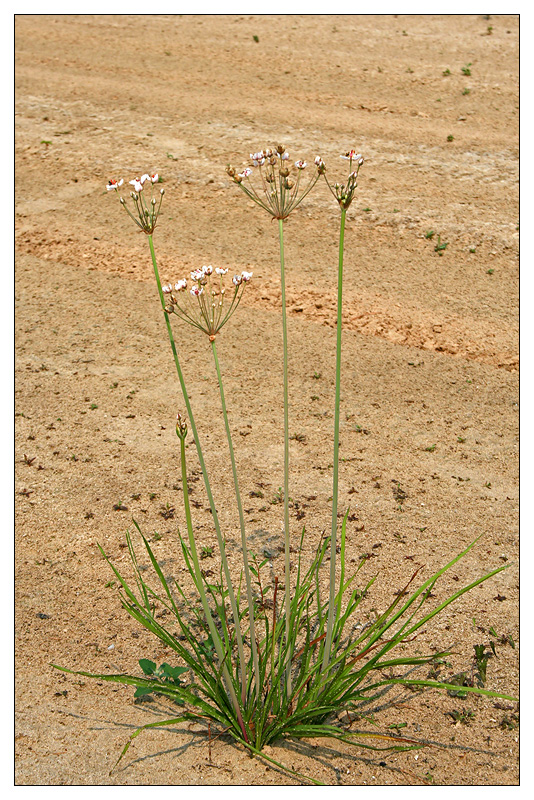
[322,150,364,210]
[162,264,253,340]
[226,145,322,220]
[106,172,164,234]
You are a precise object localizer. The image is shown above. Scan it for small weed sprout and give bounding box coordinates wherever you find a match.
[53,153,517,785]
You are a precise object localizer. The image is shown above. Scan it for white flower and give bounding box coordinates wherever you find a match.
[277,151,289,160]
[241,271,253,282]
[239,168,252,178]
[215,267,228,275]
[233,274,243,286]
[251,152,265,167]
[191,268,204,281]
[140,174,151,185]
[295,160,307,169]
[175,279,187,291]
[162,284,173,293]
[202,265,213,276]
[149,173,159,183]
[129,177,144,192]
[340,150,362,161]
[190,285,203,296]
[106,178,123,191]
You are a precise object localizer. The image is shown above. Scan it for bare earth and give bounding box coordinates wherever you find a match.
[15,14,519,786]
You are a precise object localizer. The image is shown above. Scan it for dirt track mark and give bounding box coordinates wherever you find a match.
[15,227,517,371]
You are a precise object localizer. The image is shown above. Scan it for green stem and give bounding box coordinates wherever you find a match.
[322,206,347,674]
[147,234,248,704]
[211,338,261,700]
[178,433,247,739]
[277,218,292,695]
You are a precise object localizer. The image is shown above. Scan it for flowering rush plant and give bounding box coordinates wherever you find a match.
[54,151,516,785]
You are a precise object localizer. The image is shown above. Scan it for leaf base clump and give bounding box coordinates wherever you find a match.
[54,525,514,784]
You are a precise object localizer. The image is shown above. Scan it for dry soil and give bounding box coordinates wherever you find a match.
[15,13,519,786]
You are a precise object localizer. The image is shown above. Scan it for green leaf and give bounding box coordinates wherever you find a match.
[134,686,154,698]
[139,658,157,675]
[161,663,189,680]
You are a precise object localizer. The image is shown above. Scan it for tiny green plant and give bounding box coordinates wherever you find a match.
[461,63,472,76]
[53,152,517,785]
[446,708,475,725]
[434,235,448,253]
[447,134,454,142]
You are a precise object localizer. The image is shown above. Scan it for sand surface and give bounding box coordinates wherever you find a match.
[15,14,518,786]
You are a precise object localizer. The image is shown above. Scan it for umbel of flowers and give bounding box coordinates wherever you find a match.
[162,264,253,340]
[107,172,164,234]
[226,145,322,220]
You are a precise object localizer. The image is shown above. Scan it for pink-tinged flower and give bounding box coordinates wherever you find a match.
[149,173,159,183]
[233,274,243,286]
[241,271,253,282]
[191,268,204,281]
[239,168,252,178]
[106,178,124,191]
[140,174,151,184]
[295,160,307,169]
[190,285,203,297]
[340,150,362,161]
[251,152,265,167]
[175,279,187,291]
[129,177,144,192]
[162,283,173,293]
[215,267,228,275]
[202,265,213,276]
[277,151,289,160]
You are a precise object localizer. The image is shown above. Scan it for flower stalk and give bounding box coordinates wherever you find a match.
[320,151,364,675]
[277,217,292,693]
[227,147,322,695]
[210,338,261,699]
[147,234,249,704]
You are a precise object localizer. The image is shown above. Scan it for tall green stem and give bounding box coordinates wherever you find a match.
[277,218,292,694]
[147,235,248,703]
[178,433,247,739]
[211,338,261,699]
[322,206,347,674]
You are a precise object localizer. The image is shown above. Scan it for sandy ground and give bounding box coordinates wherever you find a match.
[15,14,518,786]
